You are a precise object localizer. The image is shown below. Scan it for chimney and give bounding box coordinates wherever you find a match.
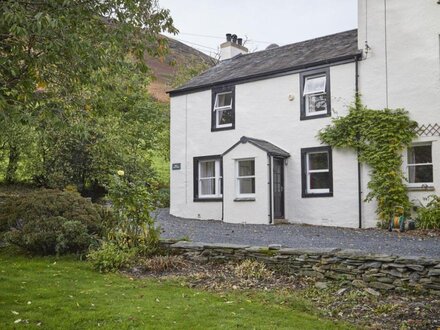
[220,33,248,60]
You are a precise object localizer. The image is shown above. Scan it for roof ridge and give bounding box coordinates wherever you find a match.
[232,29,358,59]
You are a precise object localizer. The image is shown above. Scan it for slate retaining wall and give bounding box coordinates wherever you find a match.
[160,240,440,295]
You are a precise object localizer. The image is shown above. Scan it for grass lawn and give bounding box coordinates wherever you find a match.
[0,248,354,330]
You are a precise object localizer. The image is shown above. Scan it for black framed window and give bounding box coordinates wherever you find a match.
[211,85,235,131]
[193,155,222,202]
[300,68,331,120]
[301,146,333,198]
[407,143,433,186]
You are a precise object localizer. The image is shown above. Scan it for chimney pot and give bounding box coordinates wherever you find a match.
[220,33,248,60]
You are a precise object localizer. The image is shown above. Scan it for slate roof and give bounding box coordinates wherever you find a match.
[223,136,290,158]
[169,29,361,95]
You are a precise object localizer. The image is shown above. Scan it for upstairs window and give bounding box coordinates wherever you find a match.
[301,146,333,197]
[300,68,331,120]
[407,144,433,186]
[193,156,222,201]
[212,86,235,131]
[236,159,255,197]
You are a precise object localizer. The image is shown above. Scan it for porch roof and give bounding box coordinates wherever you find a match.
[223,136,290,158]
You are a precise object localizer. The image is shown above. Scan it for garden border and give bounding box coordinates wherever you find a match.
[160,240,440,295]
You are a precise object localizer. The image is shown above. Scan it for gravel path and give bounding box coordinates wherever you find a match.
[156,209,440,258]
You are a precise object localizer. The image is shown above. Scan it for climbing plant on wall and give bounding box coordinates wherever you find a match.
[319,97,418,225]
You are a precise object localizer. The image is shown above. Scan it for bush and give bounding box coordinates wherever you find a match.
[105,173,160,253]
[87,242,137,273]
[1,189,109,254]
[416,195,440,229]
[6,217,96,255]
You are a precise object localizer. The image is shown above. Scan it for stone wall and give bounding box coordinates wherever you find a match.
[161,240,440,295]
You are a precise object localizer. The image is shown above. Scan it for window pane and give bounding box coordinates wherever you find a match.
[310,172,331,190]
[215,92,232,108]
[408,145,432,164]
[200,161,215,178]
[303,76,326,95]
[306,94,327,113]
[408,165,433,183]
[308,152,328,170]
[218,109,233,125]
[239,160,255,176]
[239,178,255,194]
[200,178,215,195]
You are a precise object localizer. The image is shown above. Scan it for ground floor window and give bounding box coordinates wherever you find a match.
[301,146,333,197]
[236,159,255,197]
[407,143,433,186]
[193,156,222,201]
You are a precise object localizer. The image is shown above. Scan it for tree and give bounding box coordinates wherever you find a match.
[0,0,177,182]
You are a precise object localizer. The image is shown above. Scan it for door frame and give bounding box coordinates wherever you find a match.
[272,157,285,220]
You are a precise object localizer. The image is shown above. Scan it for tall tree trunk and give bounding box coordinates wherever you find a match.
[5,144,19,184]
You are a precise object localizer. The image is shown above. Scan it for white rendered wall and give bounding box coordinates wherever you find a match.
[358,0,440,225]
[170,62,362,227]
[223,143,269,224]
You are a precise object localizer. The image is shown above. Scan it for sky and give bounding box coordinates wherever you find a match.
[159,0,358,57]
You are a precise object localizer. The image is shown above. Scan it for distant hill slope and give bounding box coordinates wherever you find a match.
[146,36,216,102]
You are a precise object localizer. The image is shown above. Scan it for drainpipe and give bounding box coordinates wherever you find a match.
[221,157,224,221]
[268,155,273,224]
[355,55,362,229]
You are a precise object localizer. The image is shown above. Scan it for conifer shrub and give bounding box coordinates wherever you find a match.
[1,189,109,254]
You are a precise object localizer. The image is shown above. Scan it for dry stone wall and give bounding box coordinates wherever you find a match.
[161,240,440,295]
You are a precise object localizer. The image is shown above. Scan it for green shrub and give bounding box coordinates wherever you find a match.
[156,187,170,208]
[416,195,440,229]
[87,242,137,273]
[1,189,109,254]
[5,217,96,255]
[105,173,160,254]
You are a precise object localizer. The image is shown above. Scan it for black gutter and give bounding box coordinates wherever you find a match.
[355,55,362,229]
[168,52,363,97]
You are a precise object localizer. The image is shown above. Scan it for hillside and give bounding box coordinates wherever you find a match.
[146,36,216,102]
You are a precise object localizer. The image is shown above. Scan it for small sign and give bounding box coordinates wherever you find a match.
[172,163,181,170]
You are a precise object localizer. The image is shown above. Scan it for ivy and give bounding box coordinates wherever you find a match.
[319,97,418,224]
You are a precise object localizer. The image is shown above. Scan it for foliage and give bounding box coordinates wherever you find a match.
[416,195,440,229]
[319,98,417,222]
[31,63,169,195]
[141,255,188,272]
[87,242,136,273]
[234,260,274,280]
[0,189,109,254]
[5,217,96,255]
[104,172,161,253]
[0,0,176,189]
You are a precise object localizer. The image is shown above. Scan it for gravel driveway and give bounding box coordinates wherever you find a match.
[156,209,440,258]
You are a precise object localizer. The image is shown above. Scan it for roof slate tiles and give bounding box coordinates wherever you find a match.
[170,29,360,95]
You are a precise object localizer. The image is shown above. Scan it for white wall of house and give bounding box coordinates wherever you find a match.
[222,142,269,224]
[170,62,362,227]
[358,0,440,224]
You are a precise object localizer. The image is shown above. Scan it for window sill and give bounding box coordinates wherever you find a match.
[406,185,435,192]
[300,112,331,121]
[211,125,235,132]
[302,192,333,198]
[234,197,256,202]
[194,197,222,202]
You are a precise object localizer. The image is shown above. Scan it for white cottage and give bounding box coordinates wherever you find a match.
[168,0,440,228]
